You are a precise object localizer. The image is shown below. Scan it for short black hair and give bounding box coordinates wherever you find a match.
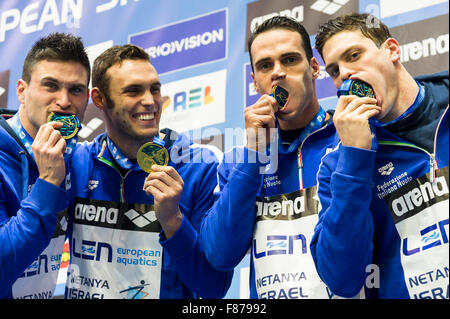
[248,16,313,72]
[22,32,90,85]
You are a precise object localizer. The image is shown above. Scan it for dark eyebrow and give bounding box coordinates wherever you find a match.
[280,51,302,59]
[121,81,162,92]
[254,57,271,67]
[41,76,87,89]
[254,51,303,67]
[40,76,59,83]
[121,84,143,93]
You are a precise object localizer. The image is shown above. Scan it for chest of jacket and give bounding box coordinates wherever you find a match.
[258,128,335,198]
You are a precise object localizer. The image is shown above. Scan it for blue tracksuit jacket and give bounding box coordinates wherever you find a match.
[310,72,449,299]
[201,112,337,299]
[65,129,232,299]
[0,116,69,299]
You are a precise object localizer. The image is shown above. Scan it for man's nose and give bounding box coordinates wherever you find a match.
[142,90,155,106]
[339,64,355,83]
[271,62,287,81]
[56,89,71,109]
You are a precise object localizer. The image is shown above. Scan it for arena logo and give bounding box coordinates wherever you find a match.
[390,14,448,76]
[0,0,83,43]
[310,0,351,15]
[249,1,353,33]
[129,9,227,74]
[245,0,358,51]
[378,162,395,176]
[78,117,104,140]
[256,196,305,218]
[390,175,448,217]
[249,5,304,33]
[400,33,449,63]
[74,202,119,225]
[124,209,157,228]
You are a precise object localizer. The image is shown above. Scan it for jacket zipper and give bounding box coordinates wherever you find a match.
[297,148,303,190]
[378,105,447,183]
[378,141,436,183]
[296,124,330,190]
[97,140,128,203]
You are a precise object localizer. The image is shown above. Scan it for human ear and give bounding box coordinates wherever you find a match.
[310,57,320,80]
[90,87,107,110]
[384,38,401,63]
[16,79,27,104]
[250,72,261,94]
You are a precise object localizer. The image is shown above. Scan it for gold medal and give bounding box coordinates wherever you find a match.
[47,112,80,139]
[272,85,289,110]
[137,138,169,173]
[337,79,375,98]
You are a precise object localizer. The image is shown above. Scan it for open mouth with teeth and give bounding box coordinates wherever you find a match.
[134,113,155,121]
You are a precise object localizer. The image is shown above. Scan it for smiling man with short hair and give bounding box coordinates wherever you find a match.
[65,44,232,299]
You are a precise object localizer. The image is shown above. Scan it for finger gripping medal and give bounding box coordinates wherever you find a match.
[337,79,378,150]
[137,137,169,173]
[47,112,81,139]
[271,85,289,110]
[337,79,375,98]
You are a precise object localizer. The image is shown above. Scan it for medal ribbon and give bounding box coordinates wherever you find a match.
[282,107,327,154]
[297,107,327,144]
[9,113,35,160]
[9,113,77,162]
[107,136,134,170]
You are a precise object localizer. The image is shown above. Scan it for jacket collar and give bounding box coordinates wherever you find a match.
[94,128,182,171]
